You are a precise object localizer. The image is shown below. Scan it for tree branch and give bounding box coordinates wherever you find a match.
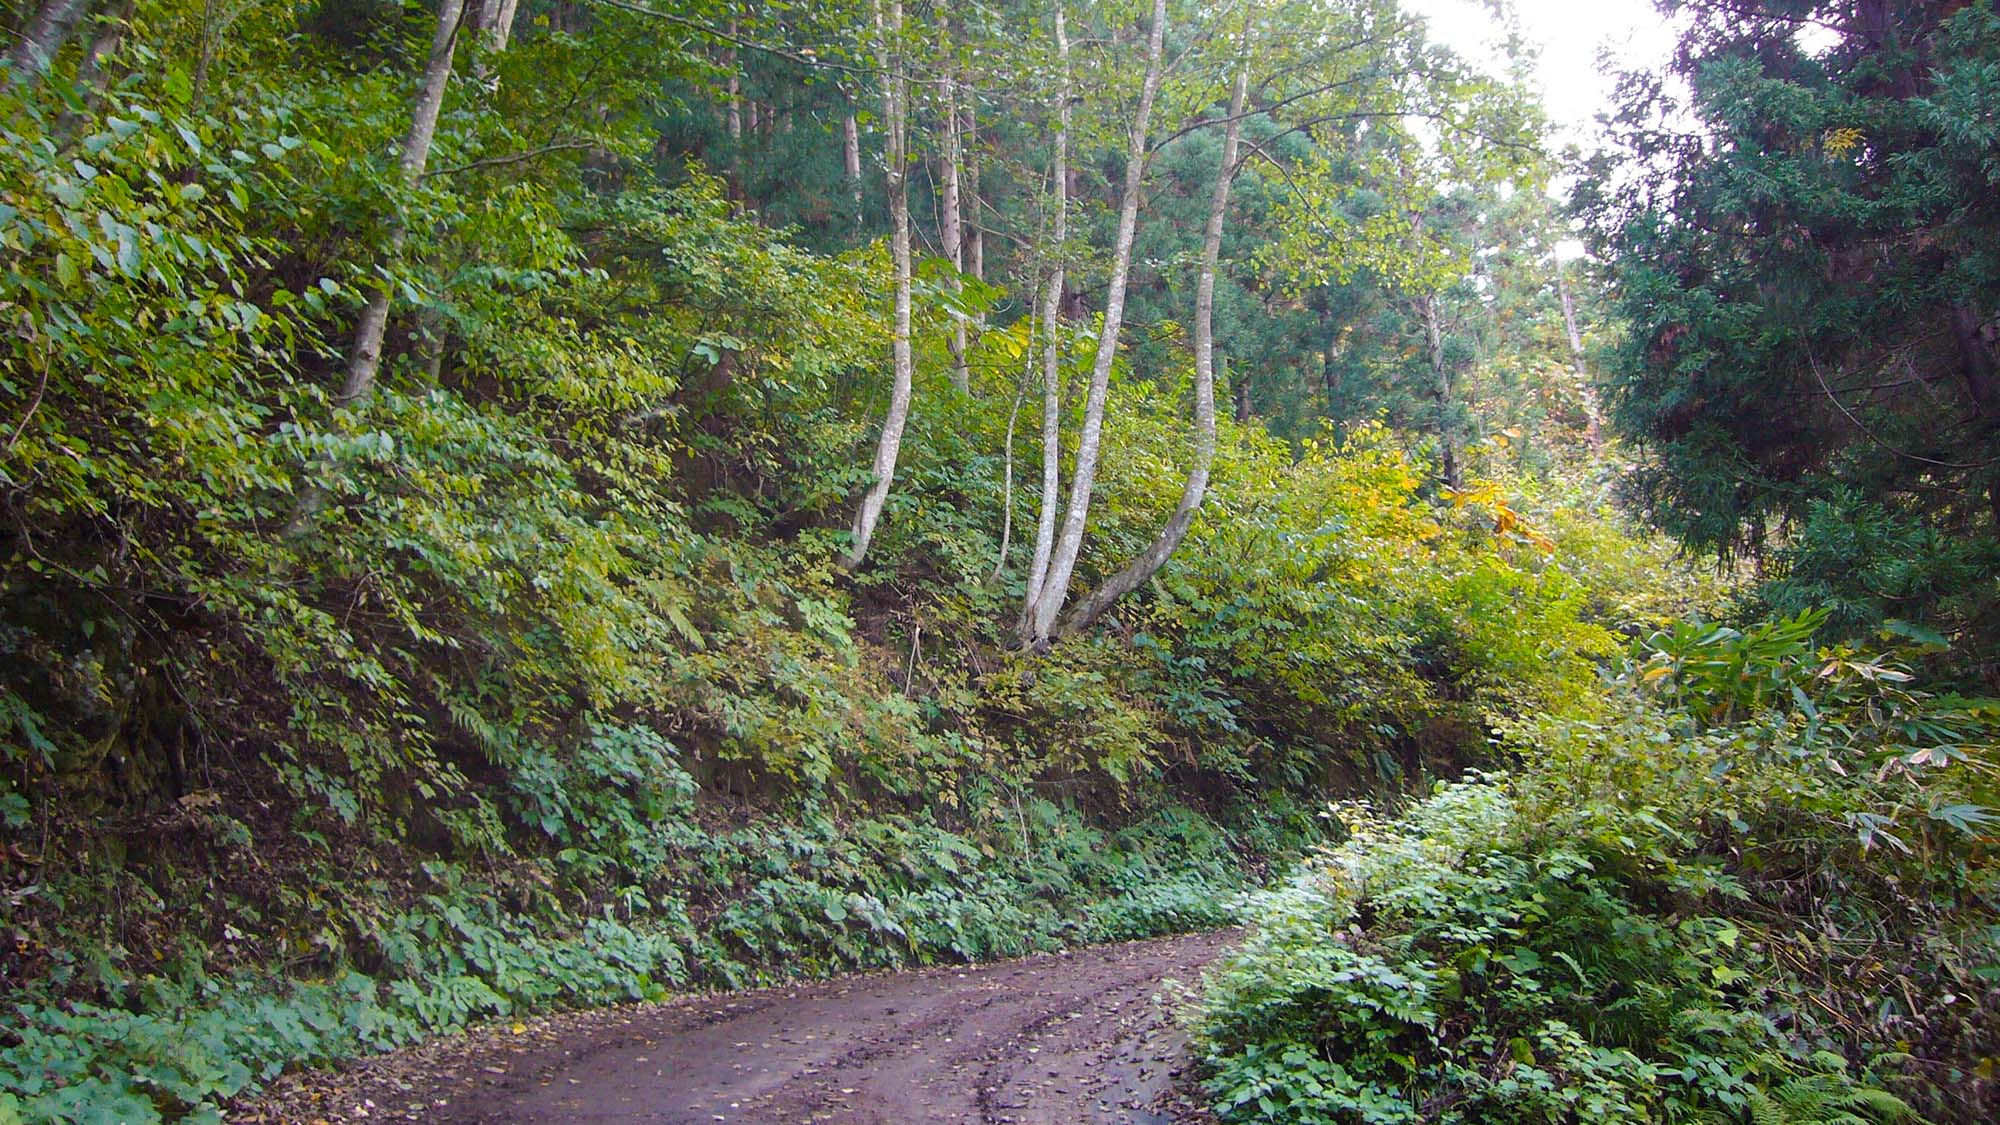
[582,0,920,81]
[422,140,595,179]
[1807,349,1996,472]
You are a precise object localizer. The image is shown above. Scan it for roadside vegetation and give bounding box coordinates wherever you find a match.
[1198,617,1998,1122]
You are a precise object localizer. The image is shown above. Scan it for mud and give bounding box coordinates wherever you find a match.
[240,930,1234,1124]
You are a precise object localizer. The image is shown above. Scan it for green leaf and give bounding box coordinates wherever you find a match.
[116,230,141,275]
[1881,619,1950,649]
[1929,803,1996,835]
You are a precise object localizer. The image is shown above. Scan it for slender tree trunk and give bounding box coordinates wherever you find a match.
[723,17,742,204]
[425,0,518,377]
[73,0,128,92]
[1555,259,1602,452]
[1018,0,1071,631]
[50,0,127,133]
[843,0,912,570]
[965,98,984,283]
[337,0,466,409]
[725,62,741,143]
[1951,302,1999,415]
[6,0,92,86]
[937,39,969,393]
[286,0,465,535]
[724,14,748,208]
[842,110,863,229]
[995,164,1055,584]
[1557,264,1585,358]
[1421,293,1460,490]
[1024,0,1167,646]
[472,0,519,75]
[1951,303,2000,530]
[491,0,521,52]
[1063,22,1249,637]
[992,311,1037,581]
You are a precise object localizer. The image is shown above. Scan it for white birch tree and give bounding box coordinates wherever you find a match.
[1062,12,1251,636]
[842,0,914,570]
[336,0,468,409]
[1018,0,1072,631]
[1023,0,1168,646]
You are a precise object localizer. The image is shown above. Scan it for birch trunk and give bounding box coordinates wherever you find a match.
[1422,293,1461,490]
[937,42,969,393]
[74,0,129,93]
[1024,0,1167,646]
[723,18,741,201]
[6,0,90,86]
[991,311,1037,581]
[1063,24,1250,637]
[1555,260,1603,452]
[1018,1,1071,630]
[337,0,465,408]
[842,111,863,230]
[725,59,741,143]
[472,0,519,76]
[843,0,912,570]
[965,99,984,283]
[490,0,521,52]
[423,0,518,377]
[50,0,128,133]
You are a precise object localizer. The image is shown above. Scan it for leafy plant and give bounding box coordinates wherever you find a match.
[1196,779,1918,1124]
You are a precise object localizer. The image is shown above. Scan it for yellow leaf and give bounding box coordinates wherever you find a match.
[1823,126,1864,158]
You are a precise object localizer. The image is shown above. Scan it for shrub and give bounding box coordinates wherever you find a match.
[1196,779,1917,1123]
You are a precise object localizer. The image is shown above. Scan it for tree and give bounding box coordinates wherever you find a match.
[1019,0,1072,634]
[1555,257,1602,452]
[5,0,91,86]
[337,0,468,409]
[1241,6,1539,477]
[1021,0,1168,647]
[1585,0,2000,652]
[1420,289,1461,490]
[1061,8,1251,636]
[935,17,970,392]
[474,0,522,72]
[843,0,914,569]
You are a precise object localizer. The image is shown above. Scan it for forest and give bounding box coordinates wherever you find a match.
[0,0,1996,1121]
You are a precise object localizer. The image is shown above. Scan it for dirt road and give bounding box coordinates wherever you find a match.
[245,929,1233,1123]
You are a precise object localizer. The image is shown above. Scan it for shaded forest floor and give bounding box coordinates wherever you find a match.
[231,930,1234,1124]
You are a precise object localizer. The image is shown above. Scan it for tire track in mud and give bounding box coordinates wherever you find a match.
[244,929,1232,1123]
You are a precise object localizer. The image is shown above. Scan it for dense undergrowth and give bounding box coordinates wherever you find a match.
[1196,619,2000,1122]
[0,11,1700,1119]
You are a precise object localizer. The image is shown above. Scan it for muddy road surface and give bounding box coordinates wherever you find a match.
[244,929,1233,1123]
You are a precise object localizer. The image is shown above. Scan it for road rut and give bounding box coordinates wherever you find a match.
[244,930,1232,1123]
